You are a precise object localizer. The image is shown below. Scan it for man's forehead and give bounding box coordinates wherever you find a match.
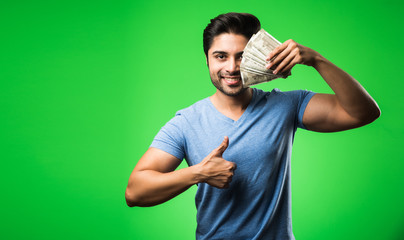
[209,33,248,54]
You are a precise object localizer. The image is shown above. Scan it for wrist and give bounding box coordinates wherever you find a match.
[190,164,206,184]
[312,54,327,70]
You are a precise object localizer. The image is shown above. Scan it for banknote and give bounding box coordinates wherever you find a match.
[241,29,290,87]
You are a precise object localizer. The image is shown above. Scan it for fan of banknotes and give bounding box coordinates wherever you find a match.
[241,29,290,87]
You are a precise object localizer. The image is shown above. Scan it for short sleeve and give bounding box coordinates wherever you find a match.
[150,113,185,160]
[296,90,316,129]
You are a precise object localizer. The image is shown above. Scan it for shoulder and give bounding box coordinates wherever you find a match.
[255,88,314,102]
[251,88,315,113]
[160,98,210,129]
[252,87,304,97]
[153,100,208,142]
[175,98,210,118]
[265,88,312,97]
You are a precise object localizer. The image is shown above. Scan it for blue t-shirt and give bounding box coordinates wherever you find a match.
[151,88,315,240]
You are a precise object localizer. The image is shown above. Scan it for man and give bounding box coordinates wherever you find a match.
[125,12,380,239]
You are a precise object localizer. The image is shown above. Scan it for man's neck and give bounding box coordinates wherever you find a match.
[209,88,253,121]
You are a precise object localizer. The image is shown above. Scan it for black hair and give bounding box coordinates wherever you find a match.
[203,12,261,56]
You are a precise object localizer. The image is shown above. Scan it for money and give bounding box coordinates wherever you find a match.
[241,29,290,87]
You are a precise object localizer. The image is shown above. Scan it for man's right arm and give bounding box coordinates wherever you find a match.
[125,136,236,207]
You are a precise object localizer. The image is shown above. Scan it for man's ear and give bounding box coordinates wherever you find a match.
[205,55,209,67]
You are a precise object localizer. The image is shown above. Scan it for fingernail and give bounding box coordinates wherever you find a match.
[273,70,278,74]
[265,63,271,69]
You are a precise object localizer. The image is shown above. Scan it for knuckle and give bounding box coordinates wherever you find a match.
[228,165,235,171]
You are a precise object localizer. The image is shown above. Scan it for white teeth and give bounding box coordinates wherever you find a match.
[223,77,240,82]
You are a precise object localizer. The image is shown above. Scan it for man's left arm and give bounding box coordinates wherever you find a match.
[266,39,381,132]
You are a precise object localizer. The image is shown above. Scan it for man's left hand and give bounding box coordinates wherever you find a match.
[265,39,320,75]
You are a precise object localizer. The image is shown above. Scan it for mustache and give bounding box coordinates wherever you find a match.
[219,71,241,77]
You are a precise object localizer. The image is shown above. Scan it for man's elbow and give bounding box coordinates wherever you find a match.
[125,187,140,207]
[358,103,381,126]
[367,103,381,122]
[371,105,381,122]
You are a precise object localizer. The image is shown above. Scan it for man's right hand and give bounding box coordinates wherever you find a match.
[195,136,236,189]
[126,136,236,207]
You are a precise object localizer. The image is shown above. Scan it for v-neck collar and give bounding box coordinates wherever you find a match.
[206,88,257,126]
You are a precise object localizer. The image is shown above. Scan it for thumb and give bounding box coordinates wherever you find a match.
[212,136,229,156]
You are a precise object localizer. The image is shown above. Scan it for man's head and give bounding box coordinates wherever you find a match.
[203,12,261,57]
[203,13,260,96]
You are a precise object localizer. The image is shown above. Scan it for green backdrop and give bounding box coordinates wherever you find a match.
[1,0,403,239]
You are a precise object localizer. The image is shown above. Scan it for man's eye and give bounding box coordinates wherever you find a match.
[216,55,225,59]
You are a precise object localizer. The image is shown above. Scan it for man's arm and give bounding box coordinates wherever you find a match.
[125,137,236,207]
[266,40,380,132]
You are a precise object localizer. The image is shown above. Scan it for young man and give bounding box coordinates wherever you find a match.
[125,12,380,239]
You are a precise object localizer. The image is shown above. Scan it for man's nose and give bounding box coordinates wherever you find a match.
[225,58,239,73]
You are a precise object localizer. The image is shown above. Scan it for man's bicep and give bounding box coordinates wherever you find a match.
[134,147,183,173]
[302,93,363,132]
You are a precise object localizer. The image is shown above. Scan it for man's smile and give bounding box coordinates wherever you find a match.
[221,75,241,85]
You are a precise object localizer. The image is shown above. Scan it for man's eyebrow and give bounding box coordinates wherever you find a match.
[211,51,244,55]
[212,51,227,55]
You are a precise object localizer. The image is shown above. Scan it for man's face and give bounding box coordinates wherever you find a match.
[207,33,248,96]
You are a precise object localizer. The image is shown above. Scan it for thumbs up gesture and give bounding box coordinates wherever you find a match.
[195,136,237,189]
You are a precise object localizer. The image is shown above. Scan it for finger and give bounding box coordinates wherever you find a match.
[281,57,299,74]
[231,163,237,171]
[266,42,288,61]
[213,136,229,156]
[266,41,296,69]
[273,49,297,74]
[277,48,302,74]
[266,45,293,70]
[266,39,295,61]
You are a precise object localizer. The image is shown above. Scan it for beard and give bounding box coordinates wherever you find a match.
[210,70,247,97]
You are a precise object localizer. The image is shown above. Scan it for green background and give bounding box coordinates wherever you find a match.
[1,0,403,239]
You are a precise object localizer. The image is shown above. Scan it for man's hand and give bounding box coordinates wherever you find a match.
[195,136,236,189]
[265,39,321,75]
[125,137,237,206]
